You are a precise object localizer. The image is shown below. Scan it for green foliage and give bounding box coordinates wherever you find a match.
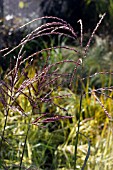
[1,44,113,169]
[0,15,113,170]
[0,84,113,169]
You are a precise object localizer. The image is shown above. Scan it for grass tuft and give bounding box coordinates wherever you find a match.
[0,14,113,170]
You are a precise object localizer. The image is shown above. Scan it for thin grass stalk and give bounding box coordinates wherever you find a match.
[19,83,33,169]
[0,109,9,151]
[19,16,68,29]
[74,20,84,169]
[0,59,14,158]
[19,119,30,170]
[84,13,106,55]
[74,92,83,170]
[78,19,83,48]
[79,132,90,170]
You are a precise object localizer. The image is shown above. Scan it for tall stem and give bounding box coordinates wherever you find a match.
[0,109,9,150]
[74,92,83,170]
[74,55,83,169]
[19,119,30,170]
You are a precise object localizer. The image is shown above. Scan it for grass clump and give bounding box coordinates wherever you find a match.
[0,14,113,170]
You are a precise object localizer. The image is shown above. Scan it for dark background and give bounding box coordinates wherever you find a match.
[0,0,112,33]
[0,0,113,70]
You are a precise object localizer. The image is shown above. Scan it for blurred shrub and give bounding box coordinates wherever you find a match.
[40,0,113,35]
[40,0,97,34]
[85,0,113,34]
